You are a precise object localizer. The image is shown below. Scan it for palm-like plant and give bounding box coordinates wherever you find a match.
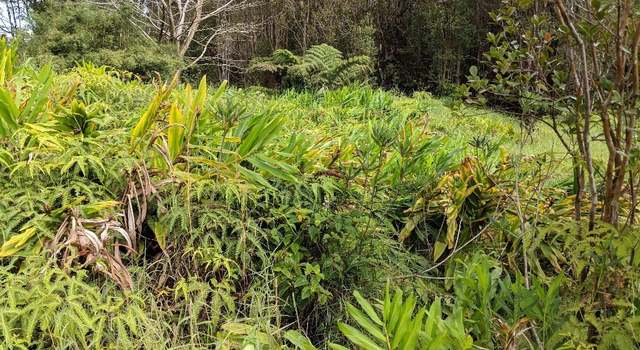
[55,100,102,136]
[249,44,371,89]
[337,287,473,350]
[130,75,227,169]
[0,36,55,138]
[0,64,53,137]
[286,286,473,350]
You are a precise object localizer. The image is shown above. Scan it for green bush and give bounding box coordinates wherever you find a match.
[20,1,181,78]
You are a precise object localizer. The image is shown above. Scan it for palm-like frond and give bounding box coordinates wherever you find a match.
[250,44,371,89]
[335,286,473,350]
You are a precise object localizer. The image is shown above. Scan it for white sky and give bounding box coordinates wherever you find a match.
[0,2,28,36]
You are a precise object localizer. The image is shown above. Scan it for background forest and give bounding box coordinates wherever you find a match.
[1,0,498,90]
[0,0,639,349]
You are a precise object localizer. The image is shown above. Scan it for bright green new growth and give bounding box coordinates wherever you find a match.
[0,38,53,138]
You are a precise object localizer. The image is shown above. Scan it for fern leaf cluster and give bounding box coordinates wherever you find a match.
[250,44,371,89]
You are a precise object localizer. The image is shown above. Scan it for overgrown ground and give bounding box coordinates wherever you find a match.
[1,62,639,349]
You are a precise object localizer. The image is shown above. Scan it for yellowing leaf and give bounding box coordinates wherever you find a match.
[0,86,18,137]
[399,213,424,242]
[433,241,447,262]
[167,102,185,161]
[224,136,241,143]
[82,200,121,216]
[0,227,37,257]
[149,220,168,253]
[130,74,178,147]
[193,76,208,113]
[221,322,252,335]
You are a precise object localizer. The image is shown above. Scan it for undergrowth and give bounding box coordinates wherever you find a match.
[0,41,639,349]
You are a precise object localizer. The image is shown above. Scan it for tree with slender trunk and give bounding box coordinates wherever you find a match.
[471,0,640,228]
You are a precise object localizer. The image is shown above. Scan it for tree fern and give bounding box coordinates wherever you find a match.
[250,44,371,89]
[249,49,300,74]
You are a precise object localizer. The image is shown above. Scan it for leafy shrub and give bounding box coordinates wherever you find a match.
[0,258,166,349]
[20,1,181,78]
[337,287,473,350]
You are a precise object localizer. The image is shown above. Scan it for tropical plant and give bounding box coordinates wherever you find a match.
[285,285,473,350]
[0,258,167,349]
[336,287,473,350]
[250,44,371,89]
[0,39,53,137]
[0,41,638,350]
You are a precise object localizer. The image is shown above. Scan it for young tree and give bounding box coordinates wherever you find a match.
[470,0,640,228]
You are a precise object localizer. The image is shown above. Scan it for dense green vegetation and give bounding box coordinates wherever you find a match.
[1,0,640,349]
[0,36,638,348]
[2,0,499,89]
[18,1,181,78]
[249,44,371,89]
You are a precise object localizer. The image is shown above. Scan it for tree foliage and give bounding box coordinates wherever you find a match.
[2,0,500,89]
[466,0,640,229]
[20,0,181,78]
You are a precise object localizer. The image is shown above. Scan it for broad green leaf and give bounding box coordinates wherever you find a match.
[400,308,424,350]
[345,302,385,341]
[353,290,383,326]
[167,102,185,161]
[391,294,415,348]
[237,115,284,157]
[20,65,53,123]
[193,76,208,113]
[221,322,252,335]
[383,283,392,323]
[337,323,384,350]
[212,80,228,102]
[387,288,404,332]
[0,86,18,136]
[150,220,169,253]
[284,330,318,350]
[327,343,349,350]
[433,241,447,262]
[425,298,442,336]
[130,75,177,146]
[247,154,301,183]
[236,164,275,191]
[131,93,163,146]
